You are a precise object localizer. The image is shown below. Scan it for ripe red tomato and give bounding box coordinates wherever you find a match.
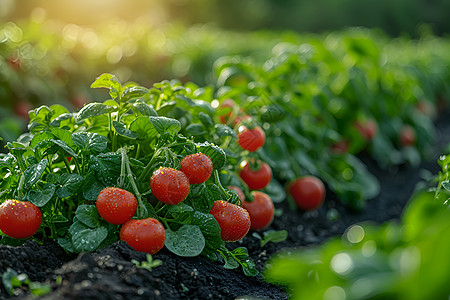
[237,125,265,152]
[242,191,274,230]
[288,176,325,211]
[227,186,245,204]
[180,153,213,184]
[354,119,378,141]
[399,125,416,146]
[151,167,190,205]
[239,160,272,190]
[0,200,42,239]
[209,200,251,242]
[96,187,137,225]
[120,218,165,254]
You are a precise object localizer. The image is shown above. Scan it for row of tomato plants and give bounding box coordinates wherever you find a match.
[0,73,326,276]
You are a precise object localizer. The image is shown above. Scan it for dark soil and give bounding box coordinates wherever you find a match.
[1,113,450,300]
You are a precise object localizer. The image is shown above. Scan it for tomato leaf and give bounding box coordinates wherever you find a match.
[198,112,214,128]
[75,205,100,228]
[214,124,237,138]
[132,100,158,117]
[185,123,207,136]
[195,141,226,170]
[82,171,105,201]
[72,132,108,153]
[69,220,108,252]
[191,211,222,253]
[90,73,122,99]
[75,103,116,123]
[258,230,288,247]
[149,116,181,136]
[89,152,121,187]
[120,86,149,102]
[24,159,48,190]
[56,173,84,198]
[112,121,138,139]
[165,225,205,257]
[27,184,56,207]
[129,116,158,142]
[187,183,221,213]
[51,139,77,158]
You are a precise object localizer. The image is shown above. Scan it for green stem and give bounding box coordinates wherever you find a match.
[155,94,163,110]
[137,149,162,182]
[61,152,72,174]
[214,170,231,201]
[17,173,25,199]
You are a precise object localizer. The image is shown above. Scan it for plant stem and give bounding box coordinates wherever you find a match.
[214,170,231,201]
[137,149,162,182]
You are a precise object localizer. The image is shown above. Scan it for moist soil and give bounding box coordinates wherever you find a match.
[1,113,450,300]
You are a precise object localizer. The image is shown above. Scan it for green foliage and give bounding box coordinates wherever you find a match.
[265,191,450,300]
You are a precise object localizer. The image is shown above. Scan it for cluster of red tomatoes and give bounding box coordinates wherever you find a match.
[220,99,327,214]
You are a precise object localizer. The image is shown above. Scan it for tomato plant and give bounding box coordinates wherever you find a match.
[96,187,137,225]
[150,167,191,205]
[242,191,274,230]
[120,218,165,255]
[209,200,251,242]
[237,125,265,152]
[239,160,272,190]
[288,176,325,211]
[0,200,42,239]
[180,153,213,184]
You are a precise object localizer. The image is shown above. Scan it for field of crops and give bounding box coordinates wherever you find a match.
[1,17,450,299]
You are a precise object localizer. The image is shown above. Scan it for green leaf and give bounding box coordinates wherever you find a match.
[27,184,56,207]
[57,238,76,252]
[89,152,121,187]
[24,159,48,190]
[82,171,105,201]
[56,173,84,198]
[50,113,74,127]
[0,236,26,247]
[72,132,108,153]
[112,121,138,139]
[129,116,158,142]
[90,73,122,99]
[133,100,158,117]
[198,112,214,128]
[442,180,450,191]
[215,124,237,138]
[191,211,222,253]
[75,205,100,228]
[121,86,149,102]
[195,142,226,170]
[51,139,77,158]
[75,103,116,123]
[30,132,55,149]
[187,183,221,213]
[185,123,207,136]
[260,104,286,123]
[149,116,181,136]
[69,220,108,252]
[165,225,205,257]
[260,230,288,247]
[263,179,286,204]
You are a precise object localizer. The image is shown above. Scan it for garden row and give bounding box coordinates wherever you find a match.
[1,23,450,298]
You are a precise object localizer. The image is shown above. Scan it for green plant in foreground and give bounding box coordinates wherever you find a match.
[1,268,51,297]
[131,254,163,272]
[265,190,450,300]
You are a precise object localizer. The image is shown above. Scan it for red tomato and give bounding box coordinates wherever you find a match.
[242,191,274,230]
[0,200,42,239]
[227,186,245,204]
[209,200,251,242]
[151,167,190,205]
[96,187,137,225]
[237,125,265,152]
[399,125,416,146]
[239,160,272,190]
[120,218,165,254]
[219,99,235,124]
[354,119,378,141]
[180,153,213,184]
[288,176,325,211]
